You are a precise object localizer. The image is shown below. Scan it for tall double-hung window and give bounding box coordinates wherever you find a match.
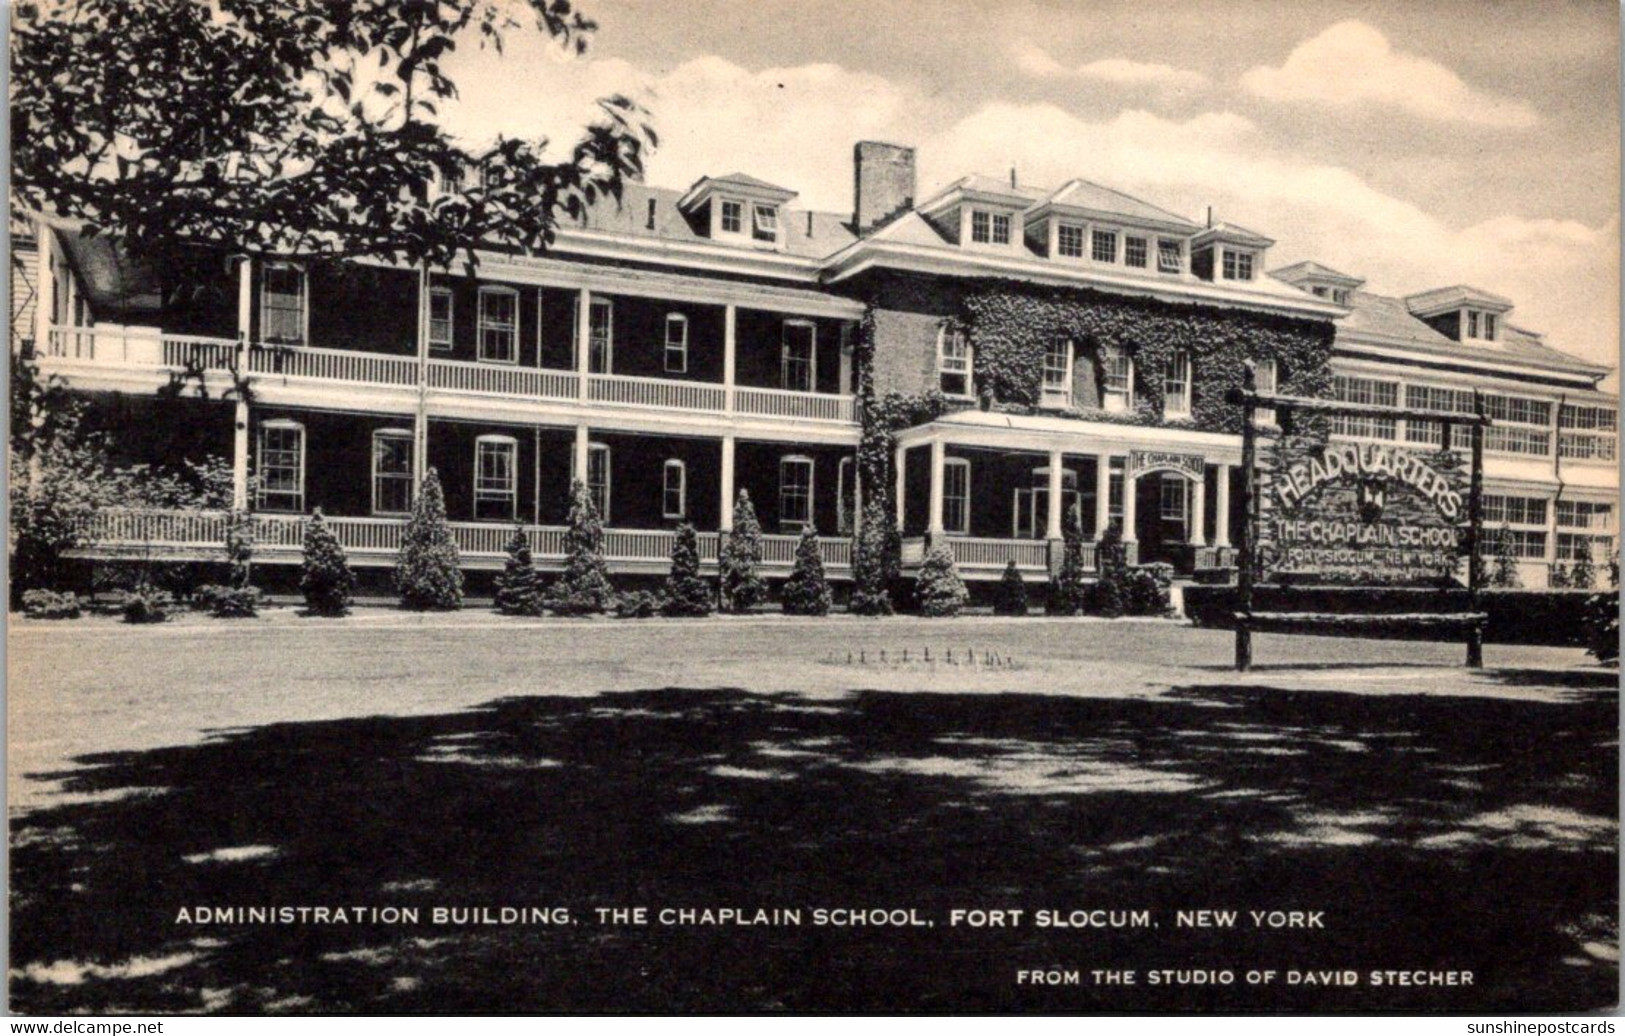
[256,420,305,512]
[478,287,519,364]
[1042,337,1073,405]
[372,430,414,515]
[779,456,814,531]
[261,264,307,345]
[781,321,816,392]
[474,435,518,521]
[939,326,972,397]
[1163,351,1192,417]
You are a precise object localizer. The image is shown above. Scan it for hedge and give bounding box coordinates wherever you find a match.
[1183,584,1610,646]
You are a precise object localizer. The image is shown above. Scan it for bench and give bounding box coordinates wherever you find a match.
[1233,611,1488,670]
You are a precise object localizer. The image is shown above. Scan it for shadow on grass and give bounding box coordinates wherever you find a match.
[11,685,1618,1014]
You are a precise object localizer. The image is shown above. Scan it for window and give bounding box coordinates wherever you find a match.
[1221,249,1255,281]
[752,204,778,244]
[1156,238,1182,274]
[1312,286,1329,298]
[1467,311,1479,339]
[837,456,856,535]
[664,313,688,374]
[1485,494,1548,528]
[1330,374,1398,440]
[1253,358,1278,426]
[1558,500,1613,531]
[662,460,686,519]
[942,458,971,535]
[1057,223,1085,258]
[474,435,517,521]
[1091,229,1118,263]
[1124,236,1148,269]
[1042,336,1073,404]
[1108,458,1125,521]
[781,320,816,392]
[261,264,306,345]
[478,287,519,363]
[938,326,972,397]
[587,443,611,521]
[1101,344,1133,410]
[1332,289,1350,305]
[1494,529,1548,560]
[428,287,453,352]
[372,430,414,515]
[436,164,465,195]
[1484,313,1497,341]
[720,199,744,234]
[1160,474,1187,523]
[1483,393,1552,457]
[1560,404,1618,462]
[256,420,305,512]
[1557,533,1609,562]
[1163,350,1191,416]
[588,298,613,374]
[971,210,1010,245]
[779,456,814,531]
[1404,384,1474,449]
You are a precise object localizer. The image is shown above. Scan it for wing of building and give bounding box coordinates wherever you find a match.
[14,140,1617,589]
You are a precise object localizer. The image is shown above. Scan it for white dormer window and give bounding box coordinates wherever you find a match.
[938,326,972,397]
[1124,236,1148,269]
[1043,336,1073,406]
[1332,288,1350,305]
[971,210,1011,245]
[752,204,778,244]
[1464,309,1498,342]
[1221,249,1255,281]
[1467,310,1479,339]
[719,199,744,235]
[1057,223,1085,259]
[1091,229,1118,264]
[1156,238,1183,275]
[1484,313,1497,341]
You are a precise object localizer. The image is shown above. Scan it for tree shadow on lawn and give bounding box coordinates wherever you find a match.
[11,685,1618,1014]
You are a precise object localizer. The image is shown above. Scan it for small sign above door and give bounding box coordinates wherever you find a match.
[1125,449,1204,482]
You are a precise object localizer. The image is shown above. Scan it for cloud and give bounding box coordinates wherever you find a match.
[1241,21,1538,128]
[1012,41,1208,92]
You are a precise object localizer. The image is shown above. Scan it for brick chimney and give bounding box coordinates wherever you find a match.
[853,141,916,234]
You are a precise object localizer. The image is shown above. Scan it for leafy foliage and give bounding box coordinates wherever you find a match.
[719,490,766,614]
[663,523,713,617]
[21,589,81,619]
[1585,589,1619,663]
[395,468,463,610]
[993,559,1028,617]
[614,590,664,619]
[1046,502,1089,616]
[494,526,545,616]
[1549,563,1571,589]
[915,545,968,618]
[1570,549,1597,591]
[548,479,614,616]
[1488,524,1522,589]
[12,0,656,272]
[848,499,895,616]
[781,526,832,616]
[1125,564,1174,617]
[1091,522,1129,618]
[300,510,355,616]
[121,587,173,624]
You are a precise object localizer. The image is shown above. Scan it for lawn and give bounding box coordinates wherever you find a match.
[8,613,1618,1013]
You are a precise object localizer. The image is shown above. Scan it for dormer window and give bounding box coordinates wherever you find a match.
[1464,309,1498,341]
[1057,223,1085,259]
[752,204,779,244]
[971,210,1011,245]
[720,200,744,235]
[1157,239,1183,275]
[1332,288,1350,305]
[1091,229,1118,263]
[1125,236,1148,269]
[1221,249,1256,281]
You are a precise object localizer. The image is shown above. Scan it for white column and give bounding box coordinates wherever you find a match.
[894,445,907,529]
[838,323,853,397]
[719,434,736,531]
[575,287,591,400]
[32,219,53,352]
[1122,471,1139,543]
[1214,463,1232,548]
[413,263,429,494]
[1095,454,1112,537]
[723,304,737,413]
[1045,449,1064,540]
[852,453,864,536]
[928,438,946,536]
[231,256,254,511]
[573,423,590,487]
[1189,468,1207,548]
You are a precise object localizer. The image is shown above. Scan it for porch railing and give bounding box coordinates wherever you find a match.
[428,358,576,400]
[735,386,854,423]
[45,327,240,369]
[900,535,1074,574]
[250,346,418,387]
[588,373,727,412]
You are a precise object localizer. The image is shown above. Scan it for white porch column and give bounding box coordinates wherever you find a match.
[852,452,864,536]
[838,323,853,397]
[928,438,946,536]
[1214,463,1232,548]
[231,256,254,511]
[719,434,736,531]
[894,445,907,529]
[1121,470,1139,543]
[1189,467,1207,548]
[1045,449,1065,540]
[32,220,53,352]
[573,423,590,488]
[723,303,737,413]
[413,262,430,495]
[575,287,591,401]
[1095,454,1113,537]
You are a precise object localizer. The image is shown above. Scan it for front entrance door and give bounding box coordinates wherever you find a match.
[1135,472,1194,569]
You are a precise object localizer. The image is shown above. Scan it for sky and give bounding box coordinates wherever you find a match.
[440,0,1621,373]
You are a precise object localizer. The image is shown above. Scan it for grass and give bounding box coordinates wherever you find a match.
[8,615,1618,1013]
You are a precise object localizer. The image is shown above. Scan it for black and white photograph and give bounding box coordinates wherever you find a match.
[5,0,1620,1017]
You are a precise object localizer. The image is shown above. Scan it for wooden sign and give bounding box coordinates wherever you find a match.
[1126,449,1204,482]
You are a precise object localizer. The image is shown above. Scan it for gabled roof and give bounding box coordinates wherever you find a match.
[1339,290,1608,377]
[915,174,1044,216]
[1270,260,1365,289]
[574,182,853,259]
[676,172,799,213]
[1027,179,1200,232]
[1191,221,1275,249]
[1404,284,1513,317]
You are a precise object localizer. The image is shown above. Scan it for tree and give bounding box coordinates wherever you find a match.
[549,479,614,615]
[849,499,895,616]
[781,526,832,616]
[300,509,355,616]
[395,467,463,609]
[1489,524,1521,589]
[1550,562,1571,589]
[663,522,712,617]
[916,545,967,618]
[494,525,544,616]
[1091,521,1128,618]
[719,489,766,614]
[1570,547,1598,590]
[12,1,655,274]
[993,559,1028,616]
[1046,502,1089,616]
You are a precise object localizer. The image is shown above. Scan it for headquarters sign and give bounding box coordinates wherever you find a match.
[1262,441,1467,586]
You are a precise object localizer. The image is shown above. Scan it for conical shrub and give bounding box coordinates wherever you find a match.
[719,489,766,613]
[994,559,1028,616]
[494,525,545,616]
[300,509,355,616]
[395,467,463,610]
[663,522,713,616]
[916,544,967,617]
[781,525,832,616]
[548,479,614,615]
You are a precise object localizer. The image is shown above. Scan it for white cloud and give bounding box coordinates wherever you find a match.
[1012,41,1208,92]
[1241,21,1538,128]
